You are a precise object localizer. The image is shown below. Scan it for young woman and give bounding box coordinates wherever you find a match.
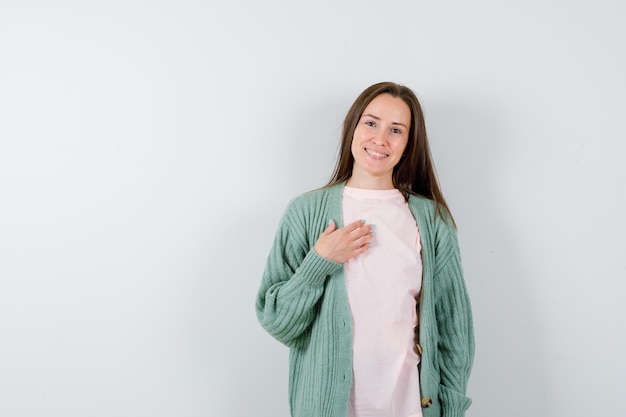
[256,82,474,417]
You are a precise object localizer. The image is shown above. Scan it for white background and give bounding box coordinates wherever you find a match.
[1,1,625,416]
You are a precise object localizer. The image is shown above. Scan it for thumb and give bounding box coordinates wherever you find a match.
[322,219,336,235]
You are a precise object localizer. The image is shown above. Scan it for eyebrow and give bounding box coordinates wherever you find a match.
[361,113,408,129]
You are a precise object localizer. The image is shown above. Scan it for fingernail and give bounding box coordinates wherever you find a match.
[371,231,376,237]
[328,219,333,226]
[361,219,366,224]
[370,224,376,228]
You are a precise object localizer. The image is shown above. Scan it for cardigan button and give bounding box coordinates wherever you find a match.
[421,397,432,408]
[415,343,423,356]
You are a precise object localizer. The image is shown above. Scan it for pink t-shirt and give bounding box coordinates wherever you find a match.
[343,186,423,417]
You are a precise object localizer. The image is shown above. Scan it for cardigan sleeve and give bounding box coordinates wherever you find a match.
[433,222,475,417]
[256,200,341,347]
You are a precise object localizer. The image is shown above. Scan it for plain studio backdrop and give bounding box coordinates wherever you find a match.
[1,1,624,416]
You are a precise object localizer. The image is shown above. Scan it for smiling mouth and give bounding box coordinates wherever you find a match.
[365,148,389,158]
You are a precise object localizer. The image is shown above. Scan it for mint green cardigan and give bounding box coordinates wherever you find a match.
[256,183,474,417]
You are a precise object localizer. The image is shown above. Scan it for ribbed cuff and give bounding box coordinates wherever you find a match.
[440,385,471,417]
[296,248,342,287]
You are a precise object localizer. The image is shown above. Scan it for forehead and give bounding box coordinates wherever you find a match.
[362,94,411,124]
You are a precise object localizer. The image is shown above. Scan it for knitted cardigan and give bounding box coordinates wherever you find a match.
[256,182,474,417]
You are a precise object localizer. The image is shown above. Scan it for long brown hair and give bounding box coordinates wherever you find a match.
[326,81,455,226]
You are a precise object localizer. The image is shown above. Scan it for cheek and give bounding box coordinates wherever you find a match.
[350,133,360,153]
[350,141,359,162]
[398,137,409,155]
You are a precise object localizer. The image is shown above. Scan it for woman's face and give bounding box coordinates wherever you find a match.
[350,93,411,187]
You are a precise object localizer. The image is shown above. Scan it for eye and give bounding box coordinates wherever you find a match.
[365,120,375,127]
[391,127,402,134]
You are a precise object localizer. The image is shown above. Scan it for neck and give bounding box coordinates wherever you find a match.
[346,175,395,190]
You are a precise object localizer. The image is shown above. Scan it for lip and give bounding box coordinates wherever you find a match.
[365,148,389,159]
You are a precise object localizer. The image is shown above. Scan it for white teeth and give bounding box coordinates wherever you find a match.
[366,149,388,158]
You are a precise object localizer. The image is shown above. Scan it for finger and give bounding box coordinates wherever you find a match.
[353,233,373,248]
[348,242,370,260]
[344,219,367,233]
[357,224,374,237]
[349,224,373,240]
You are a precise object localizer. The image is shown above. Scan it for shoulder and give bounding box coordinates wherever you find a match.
[289,186,331,206]
[408,194,458,248]
[279,183,343,231]
[408,195,454,227]
[284,183,343,217]
[407,193,436,214]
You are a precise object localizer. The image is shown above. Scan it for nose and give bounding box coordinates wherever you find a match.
[372,129,388,145]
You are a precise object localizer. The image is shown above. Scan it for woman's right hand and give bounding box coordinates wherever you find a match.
[314,219,374,263]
